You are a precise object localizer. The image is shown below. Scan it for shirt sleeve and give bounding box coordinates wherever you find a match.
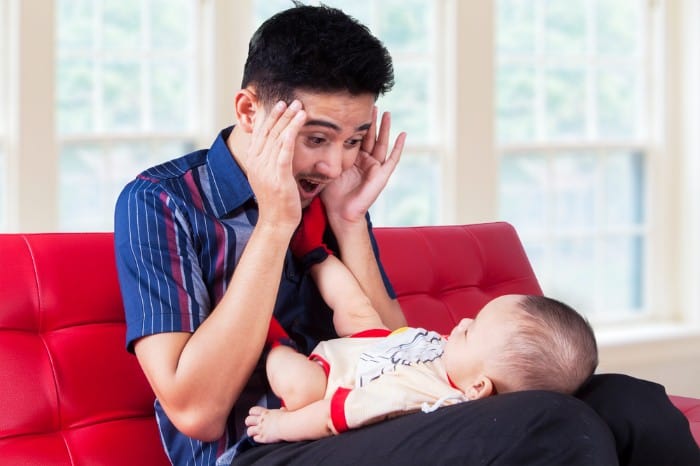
[114,176,209,351]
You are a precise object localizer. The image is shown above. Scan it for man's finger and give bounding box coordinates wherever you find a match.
[361,106,378,154]
[372,111,392,162]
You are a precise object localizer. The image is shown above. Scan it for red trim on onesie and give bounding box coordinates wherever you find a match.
[308,354,331,378]
[446,374,461,390]
[330,387,352,433]
[350,328,392,338]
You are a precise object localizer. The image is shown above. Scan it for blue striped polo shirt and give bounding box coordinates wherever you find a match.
[114,126,395,465]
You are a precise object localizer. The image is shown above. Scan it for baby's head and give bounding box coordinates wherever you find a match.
[443,294,598,400]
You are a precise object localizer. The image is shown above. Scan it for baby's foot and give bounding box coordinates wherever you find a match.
[245,406,286,443]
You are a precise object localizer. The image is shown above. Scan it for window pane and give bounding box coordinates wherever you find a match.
[497,0,650,317]
[497,0,647,144]
[57,0,94,50]
[602,234,644,311]
[102,61,141,131]
[57,0,199,230]
[552,152,596,231]
[499,154,547,234]
[605,151,645,226]
[57,0,197,136]
[501,148,646,313]
[253,0,293,24]
[370,153,440,226]
[59,140,195,231]
[377,61,434,145]
[497,0,535,55]
[101,1,141,50]
[550,237,596,312]
[150,61,191,130]
[151,0,191,49]
[497,64,536,143]
[56,59,94,134]
[596,67,641,139]
[377,0,433,55]
[544,0,586,55]
[544,66,586,140]
[596,0,642,56]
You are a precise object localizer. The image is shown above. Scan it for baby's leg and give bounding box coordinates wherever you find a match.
[266,345,327,411]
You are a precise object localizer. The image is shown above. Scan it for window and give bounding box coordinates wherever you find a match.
[253,0,444,226]
[496,0,654,320]
[56,0,201,230]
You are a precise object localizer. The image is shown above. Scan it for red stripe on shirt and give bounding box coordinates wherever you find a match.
[160,191,192,332]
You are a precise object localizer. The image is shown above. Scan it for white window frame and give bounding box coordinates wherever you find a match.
[4,1,700,348]
[495,1,656,323]
[3,0,246,233]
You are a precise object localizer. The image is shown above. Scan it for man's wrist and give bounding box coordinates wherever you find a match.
[327,214,367,243]
[254,220,297,244]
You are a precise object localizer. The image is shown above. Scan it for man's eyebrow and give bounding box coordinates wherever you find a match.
[304,119,371,132]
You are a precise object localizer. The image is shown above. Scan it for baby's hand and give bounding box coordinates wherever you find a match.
[245,405,286,444]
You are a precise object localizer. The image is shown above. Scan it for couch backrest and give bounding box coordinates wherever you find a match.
[0,233,170,465]
[374,222,542,334]
[2,225,697,463]
[0,223,540,464]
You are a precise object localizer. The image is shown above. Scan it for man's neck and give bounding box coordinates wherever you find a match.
[226,124,250,176]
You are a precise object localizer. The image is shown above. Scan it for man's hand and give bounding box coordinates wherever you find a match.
[244,100,307,231]
[321,108,406,228]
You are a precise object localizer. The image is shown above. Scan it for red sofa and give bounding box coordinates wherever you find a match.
[1,223,698,464]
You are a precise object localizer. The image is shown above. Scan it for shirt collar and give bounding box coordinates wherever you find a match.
[206,126,255,218]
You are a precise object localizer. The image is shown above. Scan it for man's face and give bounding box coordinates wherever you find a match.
[289,90,375,206]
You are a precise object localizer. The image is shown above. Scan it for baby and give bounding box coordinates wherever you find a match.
[246,198,598,443]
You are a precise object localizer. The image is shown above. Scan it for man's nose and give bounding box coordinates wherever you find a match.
[314,148,344,179]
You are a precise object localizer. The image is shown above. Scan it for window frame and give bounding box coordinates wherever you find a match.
[494,0,659,322]
[3,0,699,334]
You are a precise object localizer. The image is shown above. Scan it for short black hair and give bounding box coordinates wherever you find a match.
[242,3,394,107]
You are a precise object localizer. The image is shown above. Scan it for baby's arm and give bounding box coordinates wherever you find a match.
[245,399,335,443]
[292,197,387,336]
[310,256,386,336]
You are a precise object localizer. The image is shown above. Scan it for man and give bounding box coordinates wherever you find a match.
[115,4,698,466]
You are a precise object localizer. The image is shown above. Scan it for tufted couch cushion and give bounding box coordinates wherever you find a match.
[0,233,170,465]
[0,223,697,464]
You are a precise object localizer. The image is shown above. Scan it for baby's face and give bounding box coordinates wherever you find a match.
[442,295,524,395]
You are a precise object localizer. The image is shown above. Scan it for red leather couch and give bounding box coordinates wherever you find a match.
[1,223,698,464]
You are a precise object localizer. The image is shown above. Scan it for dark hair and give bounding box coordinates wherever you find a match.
[241,3,395,107]
[496,295,598,395]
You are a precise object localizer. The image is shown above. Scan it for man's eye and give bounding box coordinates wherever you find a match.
[345,139,362,147]
[308,136,325,145]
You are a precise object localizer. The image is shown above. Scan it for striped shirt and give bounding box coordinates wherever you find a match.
[114,126,394,465]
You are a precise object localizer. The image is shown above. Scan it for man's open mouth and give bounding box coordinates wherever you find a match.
[299,178,320,193]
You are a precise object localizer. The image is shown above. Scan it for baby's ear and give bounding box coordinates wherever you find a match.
[465,376,494,400]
